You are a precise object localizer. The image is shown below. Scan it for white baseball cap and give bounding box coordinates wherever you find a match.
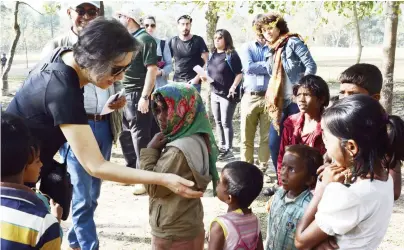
[71,1,100,9]
[116,6,144,25]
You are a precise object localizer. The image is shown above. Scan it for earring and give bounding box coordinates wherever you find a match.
[345,156,355,185]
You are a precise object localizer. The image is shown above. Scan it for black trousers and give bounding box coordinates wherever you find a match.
[119,91,160,169]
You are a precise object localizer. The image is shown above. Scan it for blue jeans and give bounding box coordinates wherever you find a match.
[268,103,299,174]
[60,119,112,250]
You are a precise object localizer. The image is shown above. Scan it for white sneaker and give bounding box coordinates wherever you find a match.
[133,184,146,195]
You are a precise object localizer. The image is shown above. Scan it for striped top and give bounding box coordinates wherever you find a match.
[211,209,260,250]
[0,183,61,250]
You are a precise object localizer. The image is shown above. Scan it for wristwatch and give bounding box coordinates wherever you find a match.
[142,95,149,100]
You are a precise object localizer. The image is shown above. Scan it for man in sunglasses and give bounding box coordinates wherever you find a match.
[116,7,160,195]
[40,2,126,249]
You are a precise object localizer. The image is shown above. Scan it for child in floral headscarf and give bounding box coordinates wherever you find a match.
[140,82,219,250]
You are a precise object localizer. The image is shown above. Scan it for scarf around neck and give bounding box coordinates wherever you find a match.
[152,83,219,194]
[265,33,305,134]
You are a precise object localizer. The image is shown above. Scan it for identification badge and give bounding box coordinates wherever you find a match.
[257,75,265,86]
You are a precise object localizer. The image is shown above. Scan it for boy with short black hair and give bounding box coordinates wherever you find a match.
[338,63,382,100]
[1,112,61,250]
[209,161,264,250]
[265,144,322,250]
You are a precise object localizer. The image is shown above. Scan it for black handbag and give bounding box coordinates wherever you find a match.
[39,146,73,221]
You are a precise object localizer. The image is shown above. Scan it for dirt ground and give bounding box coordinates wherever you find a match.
[1,54,404,249]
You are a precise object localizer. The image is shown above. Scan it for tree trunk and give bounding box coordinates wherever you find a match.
[380,1,399,114]
[204,1,219,119]
[50,14,54,38]
[2,1,21,96]
[99,1,104,16]
[353,3,363,64]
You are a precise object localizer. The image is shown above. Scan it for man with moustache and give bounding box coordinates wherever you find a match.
[40,2,126,249]
[168,14,209,92]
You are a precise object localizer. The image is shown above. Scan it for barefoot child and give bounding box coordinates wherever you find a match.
[295,94,404,249]
[265,145,322,250]
[140,83,219,250]
[208,161,264,250]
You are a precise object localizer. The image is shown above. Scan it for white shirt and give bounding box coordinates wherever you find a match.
[83,83,110,114]
[315,175,394,250]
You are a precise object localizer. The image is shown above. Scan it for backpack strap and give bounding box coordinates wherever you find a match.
[160,39,165,55]
[225,53,235,74]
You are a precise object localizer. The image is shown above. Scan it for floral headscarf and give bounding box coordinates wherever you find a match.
[152,82,219,194]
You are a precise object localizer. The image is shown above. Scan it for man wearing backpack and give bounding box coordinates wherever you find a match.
[168,14,209,92]
[142,15,173,89]
[116,7,159,195]
[40,2,126,249]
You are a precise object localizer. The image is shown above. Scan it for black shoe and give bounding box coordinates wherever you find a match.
[219,150,235,161]
[218,148,227,154]
[263,187,275,196]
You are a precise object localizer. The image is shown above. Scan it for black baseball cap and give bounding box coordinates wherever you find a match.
[177,14,192,23]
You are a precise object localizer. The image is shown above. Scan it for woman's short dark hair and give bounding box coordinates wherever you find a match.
[255,13,289,37]
[73,17,139,81]
[143,15,156,24]
[293,74,330,111]
[322,94,404,181]
[212,29,235,54]
[1,112,33,177]
[222,161,263,209]
[339,63,383,96]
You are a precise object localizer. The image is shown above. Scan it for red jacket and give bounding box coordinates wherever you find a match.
[277,112,326,185]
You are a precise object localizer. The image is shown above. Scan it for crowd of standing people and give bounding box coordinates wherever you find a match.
[1,1,403,250]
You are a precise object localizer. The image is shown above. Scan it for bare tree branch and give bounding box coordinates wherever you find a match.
[19,1,43,15]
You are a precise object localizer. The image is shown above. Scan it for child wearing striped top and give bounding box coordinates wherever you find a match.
[208,161,264,250]
[1,112,61,250]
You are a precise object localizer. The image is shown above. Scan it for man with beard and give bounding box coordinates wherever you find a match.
[116,7,159,195]
[168,15,209,92]
[40,2,126,249]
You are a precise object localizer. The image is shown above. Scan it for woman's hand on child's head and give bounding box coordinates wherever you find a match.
[147,132,167,150]
[321,164,347,185]
[50,199,63,221]
[162,173,203,198]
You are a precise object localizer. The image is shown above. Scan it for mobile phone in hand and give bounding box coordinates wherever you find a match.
[113,89,125,102]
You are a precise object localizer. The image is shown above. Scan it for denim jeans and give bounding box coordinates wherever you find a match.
[60,119,112,250]
[211,92,237,150]
[268,102,299,174]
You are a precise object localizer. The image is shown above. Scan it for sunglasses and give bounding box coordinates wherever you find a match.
[111,63,131,77]
[74,8,98,17]
[145,24,156,28]
[214,36,223,40]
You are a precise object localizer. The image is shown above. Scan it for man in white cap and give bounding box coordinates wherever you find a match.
[116,7,159,195]
[40,2,126,250]
[41,1,100,56]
